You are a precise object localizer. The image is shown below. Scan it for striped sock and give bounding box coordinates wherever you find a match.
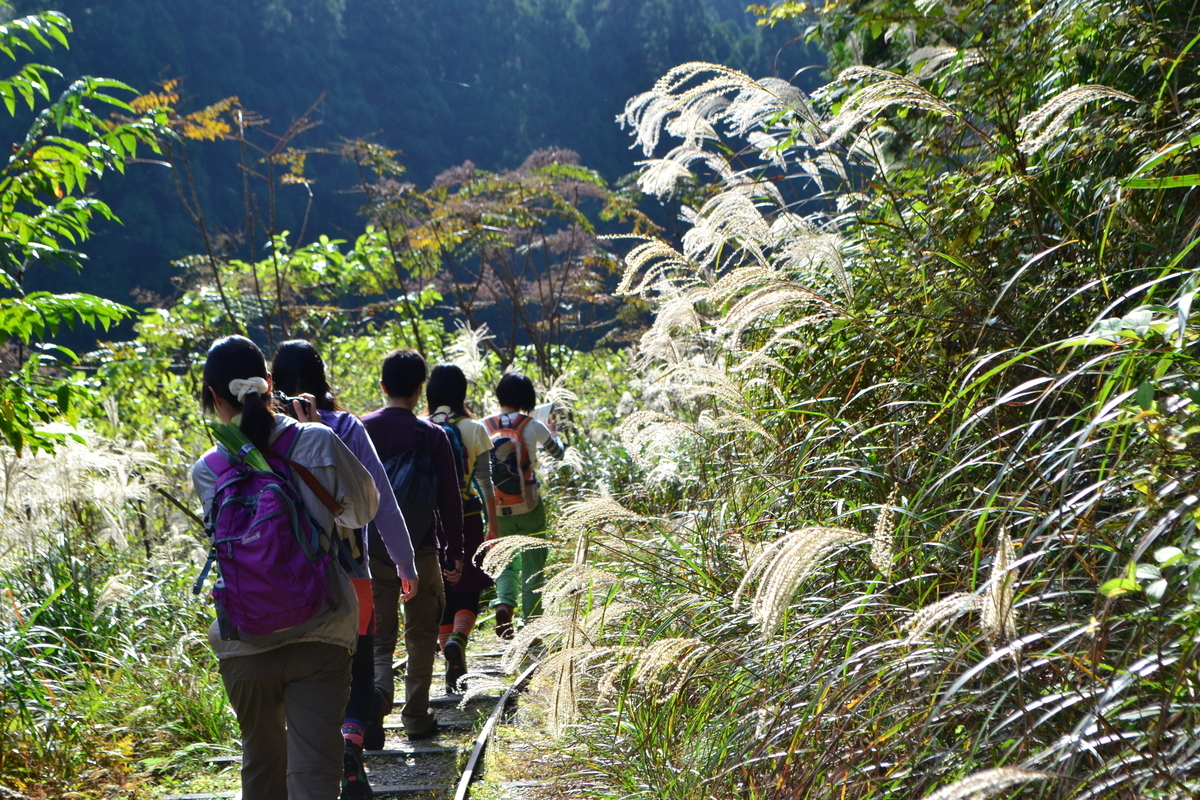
[438,624,453,650]
[341,720,365,748]
[453,610,477,639]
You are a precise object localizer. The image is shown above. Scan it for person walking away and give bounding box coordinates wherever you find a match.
[483,372,565,639]
[361,349,465,741]
[425,364,498,693]
[191,335,380,800]
[270,340,418,799]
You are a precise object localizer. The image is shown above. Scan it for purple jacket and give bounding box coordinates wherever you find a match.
[319,409,417,581]
[361,406,465,564]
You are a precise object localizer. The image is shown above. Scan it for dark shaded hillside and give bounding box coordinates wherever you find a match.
[6,0,819,313]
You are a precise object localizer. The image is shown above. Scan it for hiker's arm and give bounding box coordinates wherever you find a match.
[473,450,499,541]
[536,419,566,461]
[324,430,380,530]
[433,431,466,565]
[190,459,216,529]
[342,419,417,581]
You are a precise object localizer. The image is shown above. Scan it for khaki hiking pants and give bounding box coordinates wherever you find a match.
[219,641,352,800]
[371,544,445,736]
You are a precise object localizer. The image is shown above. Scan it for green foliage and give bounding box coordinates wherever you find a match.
[0,0,165,454]
[538,0,1200,798]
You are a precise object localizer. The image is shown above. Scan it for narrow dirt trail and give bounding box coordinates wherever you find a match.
[160,644,538,800]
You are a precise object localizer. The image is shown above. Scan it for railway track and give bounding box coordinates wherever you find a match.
[160,646,539,800]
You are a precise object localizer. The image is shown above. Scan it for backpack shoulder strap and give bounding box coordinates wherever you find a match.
[513,414,533,434]
[203,446,233,477]
[265,425,345,517]
[484,415,501,435]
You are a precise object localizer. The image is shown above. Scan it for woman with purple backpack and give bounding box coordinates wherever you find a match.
[192,335,381,800]
[270,339,418,800]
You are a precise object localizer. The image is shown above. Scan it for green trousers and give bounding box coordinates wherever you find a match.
[490,499,549,619]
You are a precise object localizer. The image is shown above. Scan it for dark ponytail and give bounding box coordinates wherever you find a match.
[426,364,469,417]
[202,335,276,451]
[270,339,341,412]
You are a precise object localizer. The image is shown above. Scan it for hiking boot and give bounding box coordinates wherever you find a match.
[362,689,386,751]
[494,604,514,641]
[407,718,440,741]
[444,633,468,694]
[341,745,374,799]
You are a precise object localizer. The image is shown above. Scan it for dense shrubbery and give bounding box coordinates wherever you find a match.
[503,1,1200,799]
[5,0,1200,798]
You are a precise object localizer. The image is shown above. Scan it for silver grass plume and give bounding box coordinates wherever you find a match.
[558,497,645,536]
[457,672,507,706]
[903,593,979,643]
[635,144,733,197]
[696,410,775,442]
[718,283,832,349]
[628,637,710,700]
[822,66,957,148]
[636,289,709,367]
[479,535,552,578]
[735,527,862,632]
[770,213,852,300]
[93,574,135,616]
[658,363,748,407]
[680,188,773,268]
[920,767,1052,800]
[907,46,984,81]
[617,410,696,479]
[446,321,493,384]
[728,317,823,372]
[980,528,1018,648]
[540,564,623,609]
[1016,84,1137,155]
[613,237,697,298]
[871,487,899,578]
[541,374,578,411]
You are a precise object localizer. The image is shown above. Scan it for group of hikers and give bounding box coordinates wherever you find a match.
[190,334,564,800]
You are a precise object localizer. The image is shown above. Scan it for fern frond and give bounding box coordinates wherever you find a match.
[1016,84,1137,155]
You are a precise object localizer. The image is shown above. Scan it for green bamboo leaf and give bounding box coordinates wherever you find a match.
[1125,174,1200,189]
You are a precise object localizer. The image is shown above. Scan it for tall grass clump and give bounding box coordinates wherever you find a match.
[0,428,236,796]
[528,1,1200,798]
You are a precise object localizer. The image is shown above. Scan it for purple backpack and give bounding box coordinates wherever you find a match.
[193,425,342,642]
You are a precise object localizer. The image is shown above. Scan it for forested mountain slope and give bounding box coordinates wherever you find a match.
[5,0,817,306]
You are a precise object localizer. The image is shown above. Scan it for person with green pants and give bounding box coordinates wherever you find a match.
[483,372,564,638]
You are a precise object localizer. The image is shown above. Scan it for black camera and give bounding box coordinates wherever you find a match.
[273,391,312,419]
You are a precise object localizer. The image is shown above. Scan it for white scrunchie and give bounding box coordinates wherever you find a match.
[229,377,269,404]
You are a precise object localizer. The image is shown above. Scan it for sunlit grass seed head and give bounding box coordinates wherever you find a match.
[479,534,552,578]
[903,592,979,644]
[870,486,899,580]
[920,767,1051,800]
[980,528,1018,649]
[735,526,863,633]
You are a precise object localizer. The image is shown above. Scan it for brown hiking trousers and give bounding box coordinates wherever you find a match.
[371,544,446,736]
[219,640,352,800]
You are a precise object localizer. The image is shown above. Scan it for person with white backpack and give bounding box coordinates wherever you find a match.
[482,372,564,639]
